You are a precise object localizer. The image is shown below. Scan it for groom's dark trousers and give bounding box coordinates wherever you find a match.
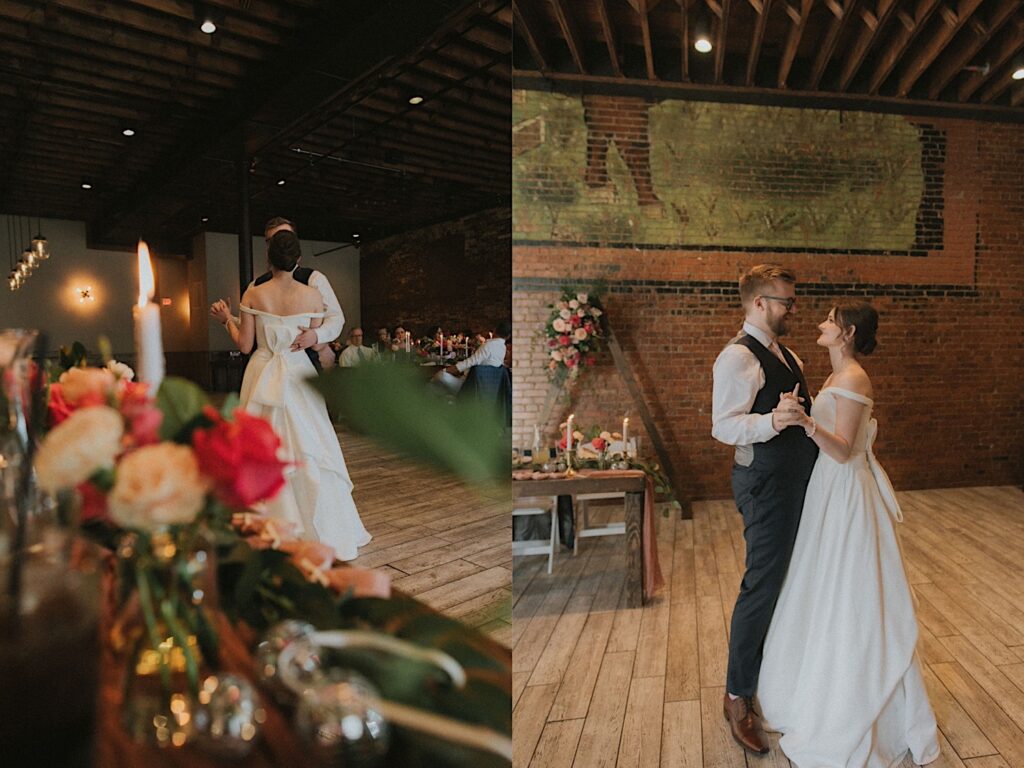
[726,336,818,696]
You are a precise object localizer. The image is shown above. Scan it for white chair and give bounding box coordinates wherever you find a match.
[512,495,559,574]
[573,492,626,555]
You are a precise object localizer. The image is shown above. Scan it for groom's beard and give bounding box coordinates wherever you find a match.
[767,314,790,337]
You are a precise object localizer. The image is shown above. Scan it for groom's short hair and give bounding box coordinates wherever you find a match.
[739,264,797,309]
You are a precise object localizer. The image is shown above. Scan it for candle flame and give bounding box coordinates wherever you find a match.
[137,240,154,307]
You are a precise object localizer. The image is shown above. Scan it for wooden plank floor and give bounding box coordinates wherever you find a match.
[341,428,512,643]
[512,486,1024,768]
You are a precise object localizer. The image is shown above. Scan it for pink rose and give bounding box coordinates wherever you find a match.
[192,408,289,509]
[59,367,115,407]
[118,381,162,447]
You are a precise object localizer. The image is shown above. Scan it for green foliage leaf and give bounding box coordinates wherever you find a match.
[219,392,240,419]
[307,363,506,487]
[155,376,210,442]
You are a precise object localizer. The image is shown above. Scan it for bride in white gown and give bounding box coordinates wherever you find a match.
[757,302,939,767]
[232,231,371,561]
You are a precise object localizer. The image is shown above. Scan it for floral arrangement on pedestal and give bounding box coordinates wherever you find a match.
[543,288,605,385]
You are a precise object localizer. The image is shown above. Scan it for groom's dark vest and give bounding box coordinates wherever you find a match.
[253,267,321,372]
[733,335,818,473]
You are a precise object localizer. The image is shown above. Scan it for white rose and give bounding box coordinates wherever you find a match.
[574,328,588,341]
[106,359,135,381]
[600,431,613,440]
[108,444,209,530]
[35,406,124,493]
[577,308,585,317]
[569,299,579,309]
[577,292,588,304]
[559,308,571,320]
[551,350,563,361]
[59,367,115,405]
[590,307,603,317]
[552,318,567,333]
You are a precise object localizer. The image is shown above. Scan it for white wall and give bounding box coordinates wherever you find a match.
[204,232,360,351]
[0,216,190,356]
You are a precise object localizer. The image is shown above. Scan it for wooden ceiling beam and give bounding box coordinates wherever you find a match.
[746,0,773,85]
[895,0,986,96]
[639,0,658,79]
[976,51,1024,101]
[512,1,551,71]
[714,0,731,83]
[1011,81,1024,105]
[926,0,1020,98]
[778,0,813,88]
[808,0,860,89]
[866,0,941,94]
[595,0,623,76]
[111,0,287,46]
[48,0,269,61]
[550,0,587,74]
[958,18,1024,100]
[838,0,901,90]
[0,1,249,77]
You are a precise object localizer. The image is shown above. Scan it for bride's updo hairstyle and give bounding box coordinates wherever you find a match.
[268,230,301,272]
[834,301,879,355]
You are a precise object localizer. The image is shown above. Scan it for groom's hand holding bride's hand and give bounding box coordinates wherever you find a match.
[772,384,808,431]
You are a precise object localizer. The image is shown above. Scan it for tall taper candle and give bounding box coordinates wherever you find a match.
[566,413,574,452]
[134,240,164,390]
[622,417,629,453]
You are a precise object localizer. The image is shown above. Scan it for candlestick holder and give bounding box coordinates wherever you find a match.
[564,448,577,478]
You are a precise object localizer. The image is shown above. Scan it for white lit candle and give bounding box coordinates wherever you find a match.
[622,417,629,453]
[566,413,574,452]
[405,332,411,353]
[133,240,164,391]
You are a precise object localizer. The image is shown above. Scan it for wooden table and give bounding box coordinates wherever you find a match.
[513,473,647,608]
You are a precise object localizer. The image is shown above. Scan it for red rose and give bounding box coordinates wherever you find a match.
[566,357,577,368]
[592,437,607,451]
[548,339,557,348]
[47,383,74,427]
[77,481,109,524]
[558,436,567,450]
[192,407,290,508]
[570,314,581,327]
[559,335,571,346]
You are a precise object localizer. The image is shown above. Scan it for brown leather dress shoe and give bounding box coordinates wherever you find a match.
[723,694,769,754]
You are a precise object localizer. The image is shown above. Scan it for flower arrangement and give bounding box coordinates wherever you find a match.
[544,288,605,384]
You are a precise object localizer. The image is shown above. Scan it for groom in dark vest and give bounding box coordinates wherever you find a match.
[211,217,345,371]
[711,264,818,754]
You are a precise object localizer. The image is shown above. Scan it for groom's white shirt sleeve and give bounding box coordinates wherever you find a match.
[711,322,790,446]
[309,270,345,344]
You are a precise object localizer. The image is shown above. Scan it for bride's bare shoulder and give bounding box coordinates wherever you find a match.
[832,364,873,399]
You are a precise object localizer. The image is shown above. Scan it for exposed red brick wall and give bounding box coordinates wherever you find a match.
[360,206,510,336]
[513,104,1024,502]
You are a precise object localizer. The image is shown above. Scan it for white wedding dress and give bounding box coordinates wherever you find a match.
[239,307,371,561]
[758,387,939,768]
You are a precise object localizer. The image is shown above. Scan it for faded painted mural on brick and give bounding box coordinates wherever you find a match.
[513,91,929,251]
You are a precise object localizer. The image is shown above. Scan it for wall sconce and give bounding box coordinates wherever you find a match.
[77,285,95,303]
[160,297,172,306]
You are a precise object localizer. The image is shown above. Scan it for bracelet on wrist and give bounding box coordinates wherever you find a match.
[805,417,817,437]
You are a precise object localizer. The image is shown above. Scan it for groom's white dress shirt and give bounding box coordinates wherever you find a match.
[455,338,506,373]
[712,322,805,462]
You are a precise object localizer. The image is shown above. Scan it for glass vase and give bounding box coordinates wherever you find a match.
[112,527,218,748]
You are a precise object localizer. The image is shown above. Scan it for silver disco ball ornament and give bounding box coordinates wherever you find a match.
[193,674,266,759]
[254,620,322,703]
[295,670,390,768]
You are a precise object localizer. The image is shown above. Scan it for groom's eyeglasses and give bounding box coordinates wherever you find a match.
[759,295,797,310]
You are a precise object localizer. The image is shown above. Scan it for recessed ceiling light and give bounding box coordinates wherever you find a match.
[201,216,209,223]
[276,178,286,186]
[1013,68,1024,81]
[352,233,360,238]
[408,95,424,105]
[122,128,135,137]
[200,19,217,34]
[81,182,92,190]
[694,36,712,54]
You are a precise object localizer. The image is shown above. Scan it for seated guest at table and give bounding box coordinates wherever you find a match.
[338,328,376,367]
[373,327,390,354]
[391,325,408,351]
[446,320,510,377]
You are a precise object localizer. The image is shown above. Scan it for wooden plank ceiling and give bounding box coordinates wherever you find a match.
[0,0,511,250]
[512,0,1024,116]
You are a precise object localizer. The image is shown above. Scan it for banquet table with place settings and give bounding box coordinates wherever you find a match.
[511,470,664,606]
